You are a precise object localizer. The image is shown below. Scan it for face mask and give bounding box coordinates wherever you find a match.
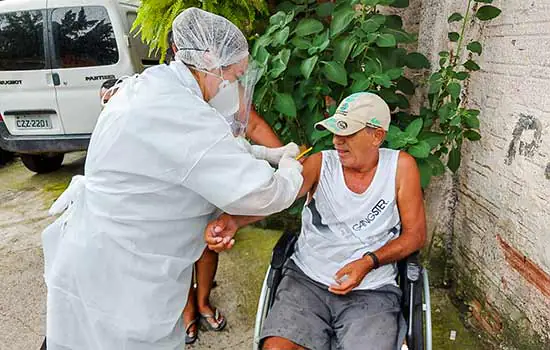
[208,79,240,119]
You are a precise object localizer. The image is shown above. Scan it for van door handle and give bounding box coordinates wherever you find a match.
[52,73,60,86]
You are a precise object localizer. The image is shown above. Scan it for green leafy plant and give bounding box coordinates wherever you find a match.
[252,0,430,153]
[385,0,501,187]
[132,0,269,60]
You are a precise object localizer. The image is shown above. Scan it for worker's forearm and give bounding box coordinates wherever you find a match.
[370,230,426,267]
[247,111,283,148]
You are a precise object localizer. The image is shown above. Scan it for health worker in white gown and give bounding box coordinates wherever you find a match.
[42,7,304,350]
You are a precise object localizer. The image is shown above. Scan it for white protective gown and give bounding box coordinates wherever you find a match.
[42,61,303,350]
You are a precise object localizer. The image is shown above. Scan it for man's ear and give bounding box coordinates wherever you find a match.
[374,129,386,146]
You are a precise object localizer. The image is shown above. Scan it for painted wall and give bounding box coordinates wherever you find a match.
[413,0,550,348]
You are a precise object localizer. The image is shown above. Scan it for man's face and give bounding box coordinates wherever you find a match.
[332,127,386,169]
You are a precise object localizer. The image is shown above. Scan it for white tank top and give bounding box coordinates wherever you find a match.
[292,149,401,290]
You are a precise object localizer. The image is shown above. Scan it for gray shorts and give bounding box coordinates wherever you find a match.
[260,260,406,350]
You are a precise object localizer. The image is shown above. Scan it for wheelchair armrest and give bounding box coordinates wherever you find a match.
[406,251,422,282]
[270,230,298,269]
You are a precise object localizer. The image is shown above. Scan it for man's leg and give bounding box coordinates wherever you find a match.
[182,269,198,339]
[260,260,332,350]
[332,285,404,350]
[195,247,225,329]
[263,337,307,350]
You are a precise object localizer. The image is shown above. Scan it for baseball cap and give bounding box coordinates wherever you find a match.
[315,92,391,136]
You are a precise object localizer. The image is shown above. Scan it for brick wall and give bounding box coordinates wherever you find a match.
[414,0,550,348]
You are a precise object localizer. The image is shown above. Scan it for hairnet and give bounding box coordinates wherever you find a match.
[172,8,249,71]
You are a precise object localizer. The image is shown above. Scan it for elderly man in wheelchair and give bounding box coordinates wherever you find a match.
[206,92,429,350]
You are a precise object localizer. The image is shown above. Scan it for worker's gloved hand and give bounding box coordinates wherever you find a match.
[278,153,303,173]
[251,142,300,165]
[235,136,252,152]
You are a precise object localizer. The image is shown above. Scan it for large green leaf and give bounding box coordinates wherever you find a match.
[408,141,431,158]
[385,15,403,29]
[464,130,482,141]
[447,82,461,99]
[300,55,318,79]
[322,61,348,86]
[270,49,291,78]
[350,75,371,93]
[405,118,423,138]
[429,81,442,95]
[397,77,415,95]
[386,68,404,80]
[372,74,392,88]
[269,11,287,27]
[253,83,269,106]
[416,159,432,188]
[274,27,290,46]
[448,32,460,42]
[361,19,382,33]
[255,46,270,67]
[316,2,335,17]
[334,36,356,63]
[405,52,430,69]
[391,0,409,8]
[330,6,356,37]
[382,28,415,43]
[419,131,446,149]
[448,12,464,23]
[464,60,480,71]
[467,41,483,55]
[295,18,324,36]
[311,30,330,53]
[447,145,461,172]
[454,71,470,80]
[376,34,397,47]
[475,5,502,21]
[351,42,368,58]
[291,37,312,50]
[463,109,481,128]
[427,154,446,176]
[274,92,297,117]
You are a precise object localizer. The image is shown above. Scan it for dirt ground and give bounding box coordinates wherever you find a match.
[0,154,492,350]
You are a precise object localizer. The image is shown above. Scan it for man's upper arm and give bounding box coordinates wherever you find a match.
[396,152,427,248]
[298,153,322,199]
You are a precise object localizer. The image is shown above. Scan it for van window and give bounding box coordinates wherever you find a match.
[51,6,118,68]
[0,10,45,71]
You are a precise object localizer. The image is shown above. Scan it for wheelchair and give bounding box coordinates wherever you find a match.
[253,231,432,350]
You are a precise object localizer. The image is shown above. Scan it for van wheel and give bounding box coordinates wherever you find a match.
[0,148,14,166]
[20,154,64,174]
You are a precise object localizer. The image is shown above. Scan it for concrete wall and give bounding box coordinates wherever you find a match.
[414,0,550,348]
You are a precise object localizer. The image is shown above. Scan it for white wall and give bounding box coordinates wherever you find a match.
[414,0,550,347]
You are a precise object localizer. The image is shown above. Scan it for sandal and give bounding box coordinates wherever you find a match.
[184,317,199,344]
[200,308,227,331]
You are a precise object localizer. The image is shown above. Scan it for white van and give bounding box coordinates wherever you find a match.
[0,0,157,173]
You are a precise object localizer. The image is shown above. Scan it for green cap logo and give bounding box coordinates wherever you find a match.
[370,117,381,126]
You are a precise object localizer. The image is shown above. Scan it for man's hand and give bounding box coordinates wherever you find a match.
[204,214,239,253]
[328,257,374,295]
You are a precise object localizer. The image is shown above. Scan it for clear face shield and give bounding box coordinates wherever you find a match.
[233,60,261,137]
[202,59,262,137]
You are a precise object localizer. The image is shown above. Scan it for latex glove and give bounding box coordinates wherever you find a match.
[278,153,303,173]
[235,136,252,152]
[251,142,300,165]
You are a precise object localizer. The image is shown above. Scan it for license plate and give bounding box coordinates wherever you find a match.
[15,115,53,129]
